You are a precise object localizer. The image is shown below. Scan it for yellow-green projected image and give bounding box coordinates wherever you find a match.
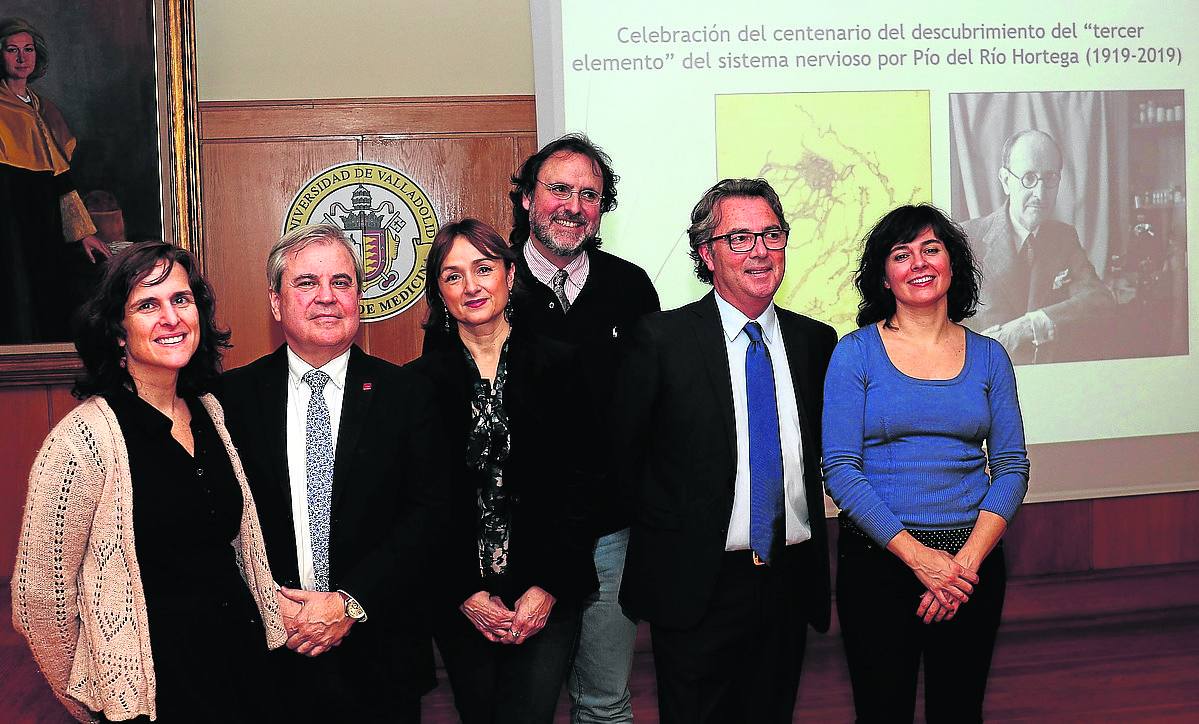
[716,91,931,334]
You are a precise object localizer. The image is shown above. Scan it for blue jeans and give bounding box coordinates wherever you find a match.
[568,528,638,723]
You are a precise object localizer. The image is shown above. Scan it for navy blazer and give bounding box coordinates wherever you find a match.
[617,292,835,632]
[218,344,449,698]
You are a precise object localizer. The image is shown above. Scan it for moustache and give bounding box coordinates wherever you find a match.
[552,212,588,225]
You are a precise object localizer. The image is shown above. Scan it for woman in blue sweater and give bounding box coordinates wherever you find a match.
[822,204,1030,723]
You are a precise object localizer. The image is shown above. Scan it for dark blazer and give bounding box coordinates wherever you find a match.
[218,345,449,699]
[617,292,835,632]
[963,206,1114,364]
[406,329,600,612]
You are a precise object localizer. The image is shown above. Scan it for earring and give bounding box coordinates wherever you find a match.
[504,297,513,322]
[442,302,451,332]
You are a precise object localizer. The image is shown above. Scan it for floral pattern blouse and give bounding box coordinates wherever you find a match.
[463,339,512,577]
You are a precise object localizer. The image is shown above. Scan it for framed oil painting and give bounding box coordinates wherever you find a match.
[0,0,199,385]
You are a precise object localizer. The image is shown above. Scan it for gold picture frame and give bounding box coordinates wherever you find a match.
[0,0,201,385]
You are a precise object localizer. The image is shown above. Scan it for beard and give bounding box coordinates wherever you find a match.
[529,210,597,258]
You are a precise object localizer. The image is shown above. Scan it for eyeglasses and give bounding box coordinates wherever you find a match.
[1003,167,1062,189]
[537,180,603,206]
[708,228,790,253]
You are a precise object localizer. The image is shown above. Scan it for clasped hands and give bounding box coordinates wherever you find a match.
[276,587,355,657]
[908,545,980,625]
[460,585,555,645]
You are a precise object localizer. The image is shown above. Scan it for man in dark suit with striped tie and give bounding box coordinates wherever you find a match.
[617,179,835,723]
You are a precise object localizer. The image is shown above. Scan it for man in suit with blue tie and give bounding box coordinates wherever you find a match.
[219,224,447,722]
[617,179,835,723]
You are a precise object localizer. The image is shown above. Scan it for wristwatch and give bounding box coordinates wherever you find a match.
[337,590,368,622]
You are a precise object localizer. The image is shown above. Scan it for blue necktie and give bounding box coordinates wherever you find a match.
[745,321,784,564]
[302,370,333,591]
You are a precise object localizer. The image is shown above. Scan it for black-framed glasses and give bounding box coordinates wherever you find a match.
[709,228,790,253]
[1003,167,1062,189]
[537,180,603,206]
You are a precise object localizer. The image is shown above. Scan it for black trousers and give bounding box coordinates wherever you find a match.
[270,646,422,723]
[650,546,812,724]
[836,530,1006,724]
[434,597,582,724]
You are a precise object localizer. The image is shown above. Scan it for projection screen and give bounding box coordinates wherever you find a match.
[530,0,1199,503]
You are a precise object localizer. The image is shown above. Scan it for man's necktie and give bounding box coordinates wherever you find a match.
[745,321,784,565]
[302,369,333,591]
[551,269,571,313]
[1016,233,1035,309]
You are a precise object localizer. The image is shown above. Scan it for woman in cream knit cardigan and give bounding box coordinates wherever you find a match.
[12,242,286,722]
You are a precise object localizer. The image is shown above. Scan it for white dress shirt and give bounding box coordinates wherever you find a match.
[524,240,590,304]
[712,293,812,550]
[284,345,351,591]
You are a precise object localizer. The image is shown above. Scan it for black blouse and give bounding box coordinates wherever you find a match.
[104,388,268,720]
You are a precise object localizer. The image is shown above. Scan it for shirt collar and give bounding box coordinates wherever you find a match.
[523,239,588,286]
[285,345,351,391]
[713,291,779,344]
[105,385,174,435]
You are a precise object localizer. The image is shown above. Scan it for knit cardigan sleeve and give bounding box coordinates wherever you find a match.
[200,395,287,650]
[11,409,109,723]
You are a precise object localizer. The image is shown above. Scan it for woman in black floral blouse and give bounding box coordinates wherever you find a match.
[407,218,600,724]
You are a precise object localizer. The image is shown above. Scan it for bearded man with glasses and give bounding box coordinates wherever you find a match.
[962,129,1113,364]
[495,134,660,724]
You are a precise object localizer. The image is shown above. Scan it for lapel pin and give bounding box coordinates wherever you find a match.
[362,382,373,391]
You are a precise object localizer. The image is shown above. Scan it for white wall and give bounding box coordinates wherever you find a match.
[195,0,535,100]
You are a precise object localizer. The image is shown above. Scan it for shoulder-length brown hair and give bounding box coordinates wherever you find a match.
[73,241,231,398]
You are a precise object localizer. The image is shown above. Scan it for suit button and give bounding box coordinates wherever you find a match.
[548,301,556,309]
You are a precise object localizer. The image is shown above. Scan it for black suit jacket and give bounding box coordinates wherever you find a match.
[406,330,600,612]
[617,293,834,632]
[218,345,449,699]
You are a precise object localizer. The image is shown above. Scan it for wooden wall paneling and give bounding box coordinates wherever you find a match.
[0,389,51,580]
[514,133,538,164]
[1092,491,1199,569]
[1004,499,1093,576]
[364,135,529,243]
[47,385,78,427]
[200,139,360,369]
[360,135,534,365]
[200,96,537,141]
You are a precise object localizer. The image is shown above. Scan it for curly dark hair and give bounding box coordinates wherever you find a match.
[0,18,49,82]
[854,204,981,328]
[508,133,618,248]
[73,241,231,399]
[687,178,788,285]
[423,218,520,333]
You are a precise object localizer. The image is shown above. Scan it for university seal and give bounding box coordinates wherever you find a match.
[284,162,439,321]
